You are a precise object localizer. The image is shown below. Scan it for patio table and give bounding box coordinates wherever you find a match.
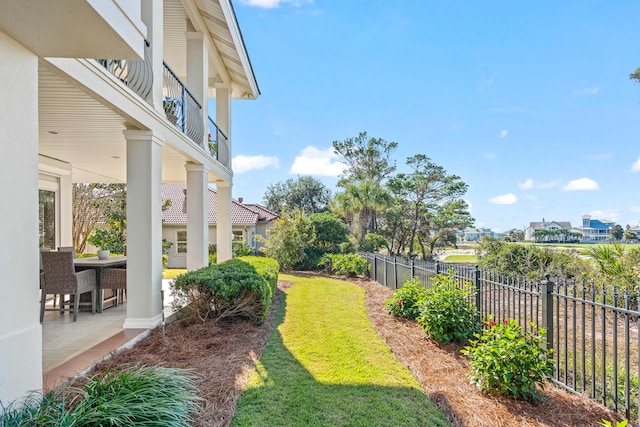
[74,256,126,313]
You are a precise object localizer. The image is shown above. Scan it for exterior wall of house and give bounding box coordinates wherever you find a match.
[0,31,43,404]
[163,225,257,269]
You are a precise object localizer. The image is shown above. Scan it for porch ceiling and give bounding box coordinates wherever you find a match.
[38,64,196,184]
[163,0,259,100]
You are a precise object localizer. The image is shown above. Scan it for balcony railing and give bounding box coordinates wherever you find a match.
[162,61,205,146]
[98,40,153,101]
[207,117,230,168]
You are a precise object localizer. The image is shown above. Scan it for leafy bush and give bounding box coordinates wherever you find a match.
[172,258,273,325]
[233,243,253,257]
[0,365,200,427]
[385,277,426,320]
[238,255,280,295]
[258,208,315,270]
[208,253,217,266]
[462,319,554,402]
[416,273,479,343]
[359,232,388,252]
[87,227,125,254]
[319,253,368,277]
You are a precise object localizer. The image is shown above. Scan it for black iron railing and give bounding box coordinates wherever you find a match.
[207,117,230,167]
[162,61,205,147]
[362,252,640,423]
[98,40,153,101]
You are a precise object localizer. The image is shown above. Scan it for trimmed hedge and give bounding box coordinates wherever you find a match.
[173,257,278,325]
[238,256,279,296]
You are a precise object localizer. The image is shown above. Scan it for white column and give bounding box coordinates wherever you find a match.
[186,31,208,147]
[216,182,233,262]
[186,163,209,270]
[59,173,73,247]
[0,32,42,403]
[141,0,164,112]
[215,84,231,168]
[123,130,163,329]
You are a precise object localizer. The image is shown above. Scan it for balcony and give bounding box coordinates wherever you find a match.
[97,43,227,166]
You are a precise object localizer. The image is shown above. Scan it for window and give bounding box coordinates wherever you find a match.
[39,189,56,249]
[177,231,187,253]
[232,230,244,243]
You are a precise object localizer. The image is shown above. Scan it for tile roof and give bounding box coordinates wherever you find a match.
[161,183,258,226]
[242,203,279,223]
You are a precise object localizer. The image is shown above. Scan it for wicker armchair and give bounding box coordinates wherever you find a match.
[40,251,96,322]
[101,268,127,310]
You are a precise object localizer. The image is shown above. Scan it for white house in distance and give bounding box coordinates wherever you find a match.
[0,1,259,404]
[525,215,615,242]
[161,183,278,268]
[524,219,573,241]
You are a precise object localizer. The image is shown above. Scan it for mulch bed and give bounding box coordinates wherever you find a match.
[83,274,625,427]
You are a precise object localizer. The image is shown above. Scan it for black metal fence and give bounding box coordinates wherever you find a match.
[362,252,640,422]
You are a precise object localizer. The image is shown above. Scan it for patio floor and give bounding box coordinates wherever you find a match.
[42,279,176,391]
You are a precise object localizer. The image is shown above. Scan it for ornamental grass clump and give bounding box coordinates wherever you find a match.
[385,277,426,320]
[416,272,479,343]
[462,318,554,402]
[71,365,201,427]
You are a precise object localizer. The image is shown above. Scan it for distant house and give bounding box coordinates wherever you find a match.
[462,227,498,241]
[572,215,615,242]
[525,219,573,241]
[161,184,278,268]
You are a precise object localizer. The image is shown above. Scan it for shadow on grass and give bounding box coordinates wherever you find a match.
[232,283,451,427]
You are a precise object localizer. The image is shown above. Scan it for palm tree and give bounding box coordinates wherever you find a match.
[335,180,391,242]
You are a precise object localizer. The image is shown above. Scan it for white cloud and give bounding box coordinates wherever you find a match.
[464,199,473,212]
[631,206,640,213]
[237,0,311,8]
[499,130,508,138]
[483,152,497,160]
[517,178,561,190]
[562,178,600,191]
[589,209,619,222]
[574,87,600,96]
[289,146,347,177]
[631,156,640,173]
[525,195,538,201]
[488,193,518,205]
[233,154,280,173]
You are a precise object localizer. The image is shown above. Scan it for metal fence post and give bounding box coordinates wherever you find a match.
[541,274,554,354]
[393,257,398,289]
[474,265,481,317]
[435,260,440,275]
[383,254,388,288]
[410,258,415,278]
[372,254,377,282]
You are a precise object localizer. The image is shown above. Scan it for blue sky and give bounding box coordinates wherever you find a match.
[224,0,640,232]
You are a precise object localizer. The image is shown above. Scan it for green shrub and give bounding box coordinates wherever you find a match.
[416,273,479,343]
[208,253,217,266]
[172,258,272,325]
[462,318,554,402]
[0,365,200,427]
[238,256,280,295]
[319,253,368,277]
[233,243,253,257]
[385,277,426,320]
[72,365,201,426]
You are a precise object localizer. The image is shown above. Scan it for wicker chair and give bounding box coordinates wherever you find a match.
[40,251,96,322]
[101,268,127,310]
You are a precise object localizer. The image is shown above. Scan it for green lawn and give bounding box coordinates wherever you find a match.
[162,269,186,280]
[444,254,477,263]
[231,274,450,427]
